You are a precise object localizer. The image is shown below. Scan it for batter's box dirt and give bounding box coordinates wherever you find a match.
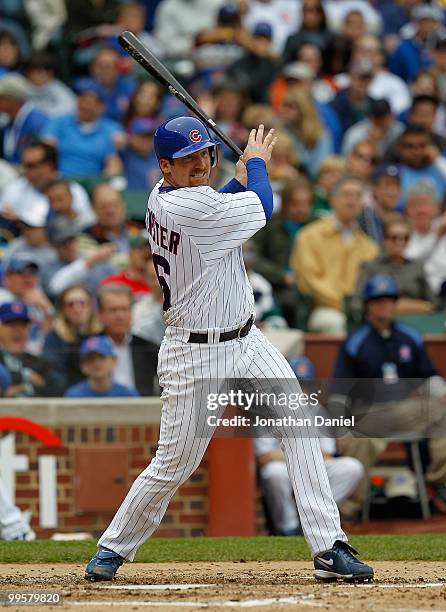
[0,561,445,612]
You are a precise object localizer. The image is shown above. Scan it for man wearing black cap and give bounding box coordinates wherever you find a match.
[342,99,404,157]
[228,22,279,103]
[120,118,160,190]
[407,94,446,151]
[330,58,375,138]
[42,217,117,298]
[0,301,53,397]
[0,259,38,306]
[0,257,55,355]
[359,164,401,243]
[193,4,247,86]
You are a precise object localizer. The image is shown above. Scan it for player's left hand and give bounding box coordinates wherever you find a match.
[235,156,247,187]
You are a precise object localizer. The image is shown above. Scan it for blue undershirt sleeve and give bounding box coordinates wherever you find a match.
[219,178,246,194]
[246,157,273,221]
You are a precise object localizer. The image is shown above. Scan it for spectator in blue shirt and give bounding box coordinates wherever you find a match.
[388,4,443,82]
[121,118,160,189]
[41,79,123,178]
[0,74,48,163]
[87,46,136,122]
[64,335,139,398]
[330,58,374,140]
[395,125,446,209]
[378,0,412,51]
[330,273,446,518]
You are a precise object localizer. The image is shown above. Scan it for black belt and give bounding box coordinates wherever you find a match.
[188,315,254,344]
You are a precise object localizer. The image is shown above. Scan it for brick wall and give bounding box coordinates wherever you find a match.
[0,400,214,539]
[10,423,209,539]
[9,423,209,539]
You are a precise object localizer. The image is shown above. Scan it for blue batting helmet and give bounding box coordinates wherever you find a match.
[154,116,220,167]
[363,274,399,302]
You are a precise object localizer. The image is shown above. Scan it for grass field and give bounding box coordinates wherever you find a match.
[1,534,445,563]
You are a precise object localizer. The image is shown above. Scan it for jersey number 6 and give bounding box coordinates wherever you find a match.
[153,254,171,311]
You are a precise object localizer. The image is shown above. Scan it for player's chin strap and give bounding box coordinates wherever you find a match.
[209,146,218,168]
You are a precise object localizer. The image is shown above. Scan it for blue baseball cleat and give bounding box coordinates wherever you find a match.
[85,546,124,582]
[314,540,374,582]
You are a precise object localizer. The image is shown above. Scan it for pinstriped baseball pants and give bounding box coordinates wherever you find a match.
[99,325,347,559]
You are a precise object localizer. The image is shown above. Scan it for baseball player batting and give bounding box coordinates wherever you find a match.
[85,117,374,583]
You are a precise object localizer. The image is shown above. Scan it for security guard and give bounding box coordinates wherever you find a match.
[330,273,446,518]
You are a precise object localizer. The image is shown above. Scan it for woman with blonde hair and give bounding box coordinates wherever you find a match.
[279,87,333,177]
[43,285,103,394]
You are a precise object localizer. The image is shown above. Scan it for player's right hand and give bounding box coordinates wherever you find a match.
[242,124,277,164]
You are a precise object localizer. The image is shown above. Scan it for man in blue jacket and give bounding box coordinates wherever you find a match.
[330,273,446,517]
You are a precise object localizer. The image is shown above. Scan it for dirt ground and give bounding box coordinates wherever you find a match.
[0,561,445,612]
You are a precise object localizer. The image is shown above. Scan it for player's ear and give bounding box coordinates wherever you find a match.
[159,158,172,174]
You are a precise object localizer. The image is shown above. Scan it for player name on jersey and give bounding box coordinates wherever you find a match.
[147,208,181,255]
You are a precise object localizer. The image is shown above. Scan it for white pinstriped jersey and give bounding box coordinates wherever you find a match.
[145,180,266,330]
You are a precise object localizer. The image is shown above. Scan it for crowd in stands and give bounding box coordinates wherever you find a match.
[0,0,444,396]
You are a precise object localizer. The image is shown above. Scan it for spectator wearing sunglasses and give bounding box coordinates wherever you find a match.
[356,216,438,315]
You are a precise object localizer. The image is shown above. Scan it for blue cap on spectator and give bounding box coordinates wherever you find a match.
[253,22,273,38]
[0,301,30,323]
[288,356,316,380]
[5,258,39,274]
[363,274,399,302]
[373,164,400,182]
[74,77,105,101]
[128,118,160,135]
[0,364,11,391]
[80,335,116,359]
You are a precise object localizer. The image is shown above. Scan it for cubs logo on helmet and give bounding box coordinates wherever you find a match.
[189,130,202,143]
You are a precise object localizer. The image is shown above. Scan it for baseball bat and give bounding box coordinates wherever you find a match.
[118,30,244,157]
